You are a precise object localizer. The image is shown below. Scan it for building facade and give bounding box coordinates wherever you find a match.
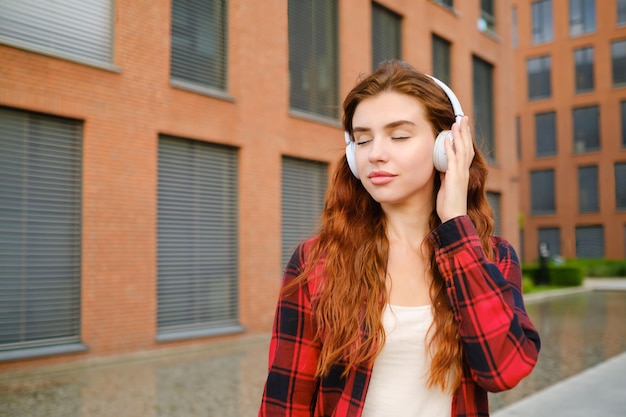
[513,0,626,261]
[0,0,517,372]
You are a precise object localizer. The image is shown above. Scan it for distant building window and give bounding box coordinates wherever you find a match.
[473,56,495,162]
[480,0,495,32]
[573,105,599,153]
[0,0,113,66]
[486,191,501,236]
[171,0,228,91]
[434,0,454,9]
[535,111,557,156]
[570,0,596,36]
[372,3,402,70]
[612,39,626,86]
[288,0,339,119]
[575,225,604,258]
[531,169,556,214]
[619,0,626,26]
[574,46,594,92]
[432,34,452,85]
[616,163,626,210]
[622,101,626,148]
[578,165,599,213]
[538,227,561,258]
[532,0,553,44]
[528,56,551,100]
[516,115,522,160]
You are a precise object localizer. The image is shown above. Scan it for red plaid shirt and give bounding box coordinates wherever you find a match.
[259,216,540,417]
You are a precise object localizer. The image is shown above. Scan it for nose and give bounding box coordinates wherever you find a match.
[368,136,389,163]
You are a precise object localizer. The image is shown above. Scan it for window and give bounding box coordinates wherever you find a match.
[433,0,454,9]
[570,0,596,36]
[432,34,451,85]
[616,163,626,210]
[620,0,626,26]
[281,157,328,269]
[486,191,501,236]
[622,101,626,148]
[0,0,113,66]
[578,165,599,212]
[473,56,495,161]
[0,107,82,355]
[480,0,495,32]
[516,115,522,160]
[535,111,557,156]
[612,39,626,86]
[538,227,561,258]
[532,0,553,44]
[575,225,604,258]
[288,0,339,119]
[574,46,594,92]
[573,105,599,153]
[171,0,228,92]
[157,136,240,340]
[527,56,551,100]
[531,169,556,214]
[372,3,402,70]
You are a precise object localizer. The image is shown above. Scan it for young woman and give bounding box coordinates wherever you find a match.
[259,60,540,417]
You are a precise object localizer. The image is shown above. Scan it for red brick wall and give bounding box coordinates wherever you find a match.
[0,0,517,372]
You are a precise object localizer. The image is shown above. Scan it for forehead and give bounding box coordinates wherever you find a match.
[352,91,427,128]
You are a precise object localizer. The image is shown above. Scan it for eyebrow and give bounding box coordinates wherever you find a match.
[352,120,416,133]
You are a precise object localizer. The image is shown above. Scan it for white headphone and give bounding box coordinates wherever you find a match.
[344,75,464,178]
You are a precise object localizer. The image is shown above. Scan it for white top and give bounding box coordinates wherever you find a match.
[361,304,452,417]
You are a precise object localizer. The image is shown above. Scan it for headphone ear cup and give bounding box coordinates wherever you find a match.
[433,130,453,172]
[345,140,359,178]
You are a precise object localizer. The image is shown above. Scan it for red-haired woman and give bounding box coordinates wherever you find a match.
[259,60,540,417]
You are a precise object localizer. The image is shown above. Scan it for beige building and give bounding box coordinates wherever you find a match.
[0,0,517,372]
[513,0,626,261]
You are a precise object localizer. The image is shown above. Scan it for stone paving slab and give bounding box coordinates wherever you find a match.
[492,351,626,417]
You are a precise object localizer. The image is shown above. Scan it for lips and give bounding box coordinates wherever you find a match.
[368,171,396,185]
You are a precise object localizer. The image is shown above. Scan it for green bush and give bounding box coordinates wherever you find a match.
[521,264,584,287]
[564,259,626,277]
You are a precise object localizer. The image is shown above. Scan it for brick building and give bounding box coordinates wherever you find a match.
[0,0,518,372]
[513,0,626,260]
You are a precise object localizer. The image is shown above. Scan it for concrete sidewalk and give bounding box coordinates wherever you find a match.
[492,351,626,417]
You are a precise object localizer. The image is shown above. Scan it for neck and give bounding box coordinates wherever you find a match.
[383,202,433,250]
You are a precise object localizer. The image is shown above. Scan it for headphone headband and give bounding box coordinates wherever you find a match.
[426,75,464,125]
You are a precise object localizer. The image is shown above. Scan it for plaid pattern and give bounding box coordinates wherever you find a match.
[259,216,540,417]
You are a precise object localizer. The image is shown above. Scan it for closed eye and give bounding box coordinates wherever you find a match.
[391,136,410,140]
[356,139,372,145]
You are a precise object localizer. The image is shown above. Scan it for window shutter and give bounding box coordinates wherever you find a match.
[615,163,626,210]
[538,227,561,258]
[372,3,402,70]
[288,0,339,119]
[171,0,228,91]
[281,157,328,270]
[486,191,501,236]
[0,0,113,64]
[157,136,239,339]
[0,108,82,351]
[531,169,555,214]
[575,225,604,258]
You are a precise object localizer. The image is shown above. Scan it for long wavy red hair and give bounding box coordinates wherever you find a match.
[293,60,494,392]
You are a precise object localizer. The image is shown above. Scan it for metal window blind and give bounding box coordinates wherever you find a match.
[535,111,556,156]
[0,108,82,351]
[530,170,555,214]
[281,157,328,270]
[615,163,626,210]
[0,0,113,64]
[578,165,598,213]
[157,136,239,336]
[372,3,402,70]
[472,56,495,161]
[171,0,228,90]
[538,227,561,258]
[486,191,501,236]
[575,225,604,259]
[288,0,339,119]
[432,34,451,86]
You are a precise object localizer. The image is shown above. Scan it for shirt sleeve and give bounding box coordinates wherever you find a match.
[428,215,541,392]
[258,242,321,416]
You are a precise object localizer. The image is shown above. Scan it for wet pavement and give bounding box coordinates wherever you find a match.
[1,282,626,417]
